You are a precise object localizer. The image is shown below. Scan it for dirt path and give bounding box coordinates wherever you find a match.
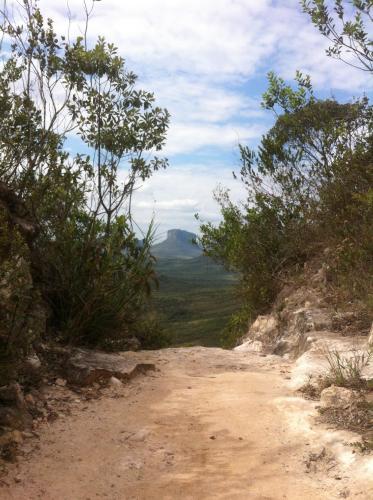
[1,347,372,499]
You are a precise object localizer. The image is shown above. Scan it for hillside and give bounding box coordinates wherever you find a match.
[152,244,238,347]
[151,229,202,259]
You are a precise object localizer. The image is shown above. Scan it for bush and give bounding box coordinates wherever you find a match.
[323,347,372,389]
[42,216,157,347]
[200,73,373,338]
[0,208,45,384]
[0,0,170,382]
[219,308,252,348]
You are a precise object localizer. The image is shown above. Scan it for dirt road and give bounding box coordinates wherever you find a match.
[1,347,372,499]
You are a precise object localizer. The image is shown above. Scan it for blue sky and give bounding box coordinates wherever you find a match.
[41,0,372,241]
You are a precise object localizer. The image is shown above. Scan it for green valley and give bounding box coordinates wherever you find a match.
[151,232,239,347]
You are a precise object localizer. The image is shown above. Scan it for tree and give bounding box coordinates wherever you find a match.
[0,0,170,366]
[301,0,373,73]
[241,73,372,224]
[68,37,169,233]
[200,73,373,345]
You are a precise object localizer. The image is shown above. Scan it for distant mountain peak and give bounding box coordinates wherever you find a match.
[167,229,196,242]
[151,228,202,260]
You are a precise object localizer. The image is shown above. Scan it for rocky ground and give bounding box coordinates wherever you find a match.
[0,347,372,500]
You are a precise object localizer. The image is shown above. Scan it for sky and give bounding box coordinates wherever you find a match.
[38,0,373,241]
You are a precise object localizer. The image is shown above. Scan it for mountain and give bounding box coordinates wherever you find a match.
[151,229,203,260]
[151,229,238,347]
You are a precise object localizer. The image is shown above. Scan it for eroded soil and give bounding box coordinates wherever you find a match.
[1,347,372,499]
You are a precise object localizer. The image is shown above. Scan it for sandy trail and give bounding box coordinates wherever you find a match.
[1,347,371,500]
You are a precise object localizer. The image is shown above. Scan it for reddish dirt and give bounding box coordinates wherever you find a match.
[1,347,371,499]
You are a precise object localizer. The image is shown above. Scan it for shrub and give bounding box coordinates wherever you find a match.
[219,308,252,348]
[43,217,158,348]
[0,0,170,381]
[323,347,372,389]
[0,208,45,385]
[200,73,373,337]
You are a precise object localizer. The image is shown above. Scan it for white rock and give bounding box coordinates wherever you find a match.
[130,428,150,442]
[320,385,360,408]
[55,378,67,387]
[368,323,373,347]
[25,355,42,371]
[66,348,155,386]
[109,376,122,388]
[289,335,369,390]
[249,315,278,341]
[234,340,263,353]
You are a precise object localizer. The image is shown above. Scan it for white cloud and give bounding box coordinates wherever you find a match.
[46,0,273,79]
[40,0,370,89]
[136,198,198,210]
[130,165,247,236]
[164,121,265,155]
[32,0,371,161]
[145,75,265,124]
[9,0,371,233]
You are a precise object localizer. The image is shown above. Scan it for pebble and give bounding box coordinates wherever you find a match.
[130,429,150,442]
[22,432,34,439]
[55,378,67,387]
[109,377,122,388]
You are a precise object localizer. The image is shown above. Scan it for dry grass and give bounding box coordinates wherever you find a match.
[323,347,372,389]
[299,375,330,400]
[318,399,373,453]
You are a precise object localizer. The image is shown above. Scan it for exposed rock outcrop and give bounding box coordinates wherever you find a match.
[235,261,372,391]
[236,258,373,360]
[0,347,157,462]
[368,323,373,347]
[320,385,362,409]
[66,349,156,386]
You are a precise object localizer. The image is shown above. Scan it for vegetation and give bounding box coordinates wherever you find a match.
[153,256,238,347]
[323,347,372,389]
[302,0,373,72]
[0,0,372,385]
[319,399,373,447]
[200,70,373,344]
[0,0,169,384]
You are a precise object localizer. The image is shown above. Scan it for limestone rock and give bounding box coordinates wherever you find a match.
[55,378,67,387]
[25,354,41,371]
[320,385,360,409]
[234,340,263,353]
[109,376,122,388]
[368,323,373,347]
[66,348,156,386]
[248,315,279,344]
[130,428,150,442]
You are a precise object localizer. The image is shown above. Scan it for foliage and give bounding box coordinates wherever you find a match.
[323,346,372,389]
[133,314,173,350]
[301,0,373,73]
[0,0,169,382]
[219,307,252,348]
[153,256,238,347]
[0,208,45,384]
[200,73,373,343]
[44,218,158,348]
